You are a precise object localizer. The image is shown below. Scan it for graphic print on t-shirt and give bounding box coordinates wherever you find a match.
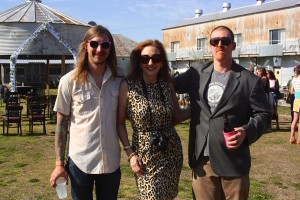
[207,70,230,113]
[208,82,225,110]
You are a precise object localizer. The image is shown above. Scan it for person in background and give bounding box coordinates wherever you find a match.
[267,70,280,106]
[256,67,270,95]
[2,82,11,103]
[246,65,255,73]
[287,68,296,122]
[117,39,189,199]
[50,25,124,199]
[289,65,300,145]
[173,25,271,199]
[266,70,280,129]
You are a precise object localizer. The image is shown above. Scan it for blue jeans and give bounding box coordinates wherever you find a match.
[66,158,121,200]
[270,92,278,107]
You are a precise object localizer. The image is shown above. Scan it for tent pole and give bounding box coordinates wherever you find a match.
[61,55,66,76]
[46,58,50,95]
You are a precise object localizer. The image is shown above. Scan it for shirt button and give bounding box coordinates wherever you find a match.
[209,119,213,122]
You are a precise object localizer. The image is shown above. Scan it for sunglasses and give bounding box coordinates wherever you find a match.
[209,37,233,46]
[88,40,111,49]
[140,54,162,64]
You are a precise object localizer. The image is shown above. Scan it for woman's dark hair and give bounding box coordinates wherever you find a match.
[257,67,267,77]
[267,70,276,80]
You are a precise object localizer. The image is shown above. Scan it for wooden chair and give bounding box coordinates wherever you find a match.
[26,95,46,117]
[2,105,23,136]
[47,94,57,120]
[5,92,19,107]
[28,104,47,135]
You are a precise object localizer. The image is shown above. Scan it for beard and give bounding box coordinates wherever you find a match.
[90,53,109,65]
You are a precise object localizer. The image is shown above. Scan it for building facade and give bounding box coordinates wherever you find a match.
[162,0,300,85]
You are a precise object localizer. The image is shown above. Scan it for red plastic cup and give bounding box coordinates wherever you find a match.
[223,130,236,148]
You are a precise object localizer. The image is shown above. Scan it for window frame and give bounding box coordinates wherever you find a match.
[269,29,285,45]
[171,41,180,52]
[196,38,208,50]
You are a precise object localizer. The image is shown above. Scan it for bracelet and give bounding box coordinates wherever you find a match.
[123,145,132,151]
[56,164,64,167]
[127,152,137,162]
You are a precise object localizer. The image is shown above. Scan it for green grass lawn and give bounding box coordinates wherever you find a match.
[0,103,299,199]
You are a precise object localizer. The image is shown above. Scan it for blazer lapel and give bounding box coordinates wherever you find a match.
[198,63,213,116]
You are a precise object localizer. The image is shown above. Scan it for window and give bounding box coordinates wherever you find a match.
[197,38,207,50]
[234,34,242,47]
[269,29,285,44]
[171,41,180,52]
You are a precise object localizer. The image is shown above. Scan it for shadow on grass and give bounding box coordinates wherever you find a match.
[267,120,291,133]
[1,132,54,137]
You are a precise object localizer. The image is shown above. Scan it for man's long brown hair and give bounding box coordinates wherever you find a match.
[127,39,171,82]
[72,25,118,82]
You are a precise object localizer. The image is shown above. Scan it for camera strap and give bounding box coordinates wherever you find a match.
[141,79,167,132]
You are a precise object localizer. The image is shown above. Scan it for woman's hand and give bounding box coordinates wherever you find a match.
[130,155,146,176]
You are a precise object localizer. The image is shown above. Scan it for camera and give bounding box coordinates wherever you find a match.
[150,133,169,151]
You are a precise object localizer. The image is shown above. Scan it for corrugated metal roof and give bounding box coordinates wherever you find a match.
[0,0,89,26]
[163,0,300,30]
[113,34,137,57]
[0,33,137,60]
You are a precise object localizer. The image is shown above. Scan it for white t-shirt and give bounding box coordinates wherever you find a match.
[292,77,300,99]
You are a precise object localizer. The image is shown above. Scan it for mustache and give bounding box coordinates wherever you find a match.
[216,46,225,51]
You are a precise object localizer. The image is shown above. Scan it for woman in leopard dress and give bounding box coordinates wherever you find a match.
[117,40,189,199]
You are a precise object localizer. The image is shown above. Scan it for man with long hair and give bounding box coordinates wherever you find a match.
[50,25,124,199]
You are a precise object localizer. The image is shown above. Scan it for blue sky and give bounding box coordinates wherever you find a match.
[2,0,270,42]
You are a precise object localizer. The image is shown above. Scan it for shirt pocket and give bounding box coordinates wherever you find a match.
[110,90,119,111]
[73,91,92,104]
[73,90,94,114]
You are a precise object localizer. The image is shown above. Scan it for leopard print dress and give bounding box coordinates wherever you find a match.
[127,80,183,200]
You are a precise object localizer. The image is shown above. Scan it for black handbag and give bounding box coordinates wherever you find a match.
[286,93,294,104]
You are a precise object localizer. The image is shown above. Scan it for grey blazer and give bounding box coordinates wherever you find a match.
[174,61,271,176]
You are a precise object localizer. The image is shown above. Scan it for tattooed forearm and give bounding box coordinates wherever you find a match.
[55,113,69,164]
